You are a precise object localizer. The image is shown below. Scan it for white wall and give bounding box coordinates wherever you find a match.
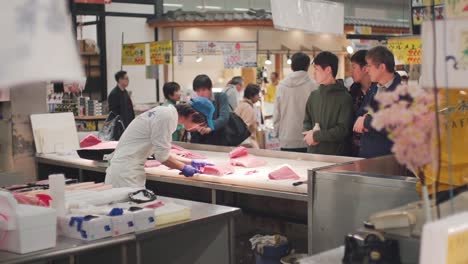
[105,3,156,105]
[162,26,259,96]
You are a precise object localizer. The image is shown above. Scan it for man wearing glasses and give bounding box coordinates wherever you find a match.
[353,46,402,158]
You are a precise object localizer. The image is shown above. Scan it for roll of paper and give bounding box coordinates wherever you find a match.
[49,174,66,217]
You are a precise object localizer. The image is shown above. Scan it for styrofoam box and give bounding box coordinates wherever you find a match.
[0,205,57,254]
[58,214,112,241]
[126,208,155,232]
[108,212,135,236]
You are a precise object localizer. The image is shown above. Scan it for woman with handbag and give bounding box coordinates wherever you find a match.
[235,84,261,149]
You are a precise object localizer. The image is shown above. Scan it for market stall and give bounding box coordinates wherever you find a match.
[0,195,240,264]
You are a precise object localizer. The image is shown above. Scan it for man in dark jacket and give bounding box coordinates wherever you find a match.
[349,50,373,156]
[108,70,135,128]
[303,51,353,156]
[353,46,401,158]
[190,74,230,145]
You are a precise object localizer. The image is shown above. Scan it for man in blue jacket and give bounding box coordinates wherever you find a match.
[353,46,401,158]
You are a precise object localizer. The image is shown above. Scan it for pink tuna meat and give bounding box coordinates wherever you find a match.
[144,160,162,168]
[229,146,249,159]
[268,166,300,180]
[230,154,267,168]
[201,164,235,176]
[171,144,207,159]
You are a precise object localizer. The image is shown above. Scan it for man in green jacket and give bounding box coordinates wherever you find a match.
[303,51,353,156]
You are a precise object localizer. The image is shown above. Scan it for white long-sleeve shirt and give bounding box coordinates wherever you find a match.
[105,105,178,188]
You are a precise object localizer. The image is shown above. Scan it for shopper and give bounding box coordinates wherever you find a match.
[163,81,181,106]
[273,52,317,153]
[223,76,244,110]
[353,46,402,158]
[235,84,261,149]
[162,82,184,141]
[264,72,279,104]
[108,70,135,128]
[105,97,215,188]
[303,51,353,156]
[349,50,373,156]
[190,74,230,144]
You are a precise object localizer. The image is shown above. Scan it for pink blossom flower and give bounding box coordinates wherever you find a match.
[371,84,436,174]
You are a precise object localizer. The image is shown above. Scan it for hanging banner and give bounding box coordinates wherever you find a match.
[445,0,468,18]
[121,43,146,65]
[239,42,258,68]
[176,42,184,65]
[150,41,172,65]
[387,38,422,65]
[222,42,257,68]
[421,19,468,88]
[197,41,218,55]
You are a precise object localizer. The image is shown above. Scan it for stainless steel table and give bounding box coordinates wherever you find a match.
[0,196,241,264]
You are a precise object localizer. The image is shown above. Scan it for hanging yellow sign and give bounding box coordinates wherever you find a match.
[387,38,422,65]
[121,43,146,65]
[150,41,172,65]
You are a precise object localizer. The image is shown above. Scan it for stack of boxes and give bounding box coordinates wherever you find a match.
[87,100,103,116]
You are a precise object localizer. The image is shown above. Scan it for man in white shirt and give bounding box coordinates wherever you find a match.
[105,97,215,188]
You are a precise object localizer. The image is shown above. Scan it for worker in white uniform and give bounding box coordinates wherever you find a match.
[105,97,215,188]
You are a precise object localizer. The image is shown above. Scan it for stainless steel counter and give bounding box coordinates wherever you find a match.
[0,196,241,264]
[307,155,420,255]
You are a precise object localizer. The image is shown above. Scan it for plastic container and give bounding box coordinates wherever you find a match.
[255,242,290,264]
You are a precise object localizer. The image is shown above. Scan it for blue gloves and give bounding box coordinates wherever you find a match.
[180,165,201,177]
[191,160,214,170]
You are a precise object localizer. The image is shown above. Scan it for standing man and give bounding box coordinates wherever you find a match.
[353,46,401,158]
[163,82,184,142]
[223,76,244,110]
[105,97,215,188]
[349,50,373,156]
[190,74,231,145]
[273,52,317,153]
[108,70,135,128]
[303,51,353,156]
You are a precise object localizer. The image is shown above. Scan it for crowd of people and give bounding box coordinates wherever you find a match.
[110,45,403,162]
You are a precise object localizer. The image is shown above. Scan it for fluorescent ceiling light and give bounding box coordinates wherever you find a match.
[233,8,249,11]
[163,3,183,7]
[196,5,222,10]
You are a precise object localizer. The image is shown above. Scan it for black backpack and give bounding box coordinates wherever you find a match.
[191,93,251,146]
